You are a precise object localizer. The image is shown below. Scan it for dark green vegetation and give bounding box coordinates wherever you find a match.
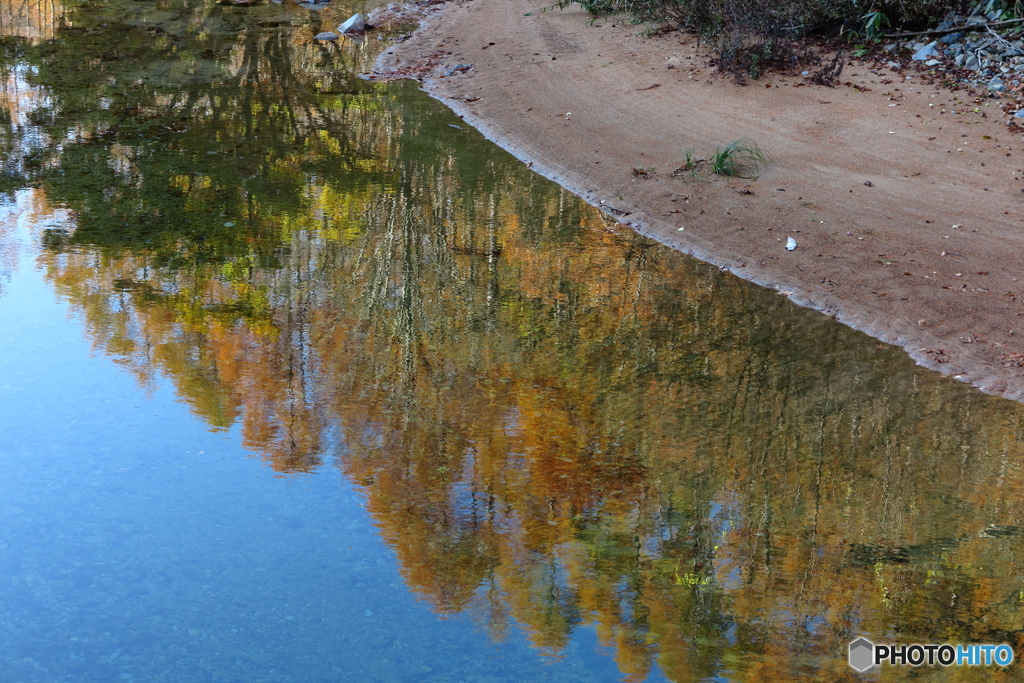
[554,0,979,75]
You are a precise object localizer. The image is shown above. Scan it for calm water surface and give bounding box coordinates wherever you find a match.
[3,1,1024,682]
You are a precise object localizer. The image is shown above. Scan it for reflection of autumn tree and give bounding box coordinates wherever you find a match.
[317,172,1024,681]
[11,0,394,467]
[37,228,343,469]
[43,145,1024,679]
[16,2,1024,680]
[39,125,1024,680]
[0,0,64,44]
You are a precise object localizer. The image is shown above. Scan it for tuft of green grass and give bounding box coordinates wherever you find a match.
[672,149,706,179]
[708,139,771,178]
[673,140,770,181]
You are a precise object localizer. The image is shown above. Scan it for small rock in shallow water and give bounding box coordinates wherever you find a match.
[338,13,366,34]
[314,32,338,41]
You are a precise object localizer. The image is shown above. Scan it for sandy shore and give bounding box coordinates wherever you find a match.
[368,0,1024,401]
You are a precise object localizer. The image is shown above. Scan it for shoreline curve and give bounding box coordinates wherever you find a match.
[367,0,1024,402]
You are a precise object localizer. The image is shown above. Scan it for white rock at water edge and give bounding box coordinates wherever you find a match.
[785,237,797,251]
[338,13,366,34]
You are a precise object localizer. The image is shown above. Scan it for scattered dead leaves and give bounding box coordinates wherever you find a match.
[1001,352,1024,367]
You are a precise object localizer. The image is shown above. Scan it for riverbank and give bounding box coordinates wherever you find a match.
[368,0,1024,401]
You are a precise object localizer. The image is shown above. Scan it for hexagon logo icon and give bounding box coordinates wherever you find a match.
[849,637,875,672]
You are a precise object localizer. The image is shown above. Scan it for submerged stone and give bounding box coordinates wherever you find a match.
[339,13,366,34]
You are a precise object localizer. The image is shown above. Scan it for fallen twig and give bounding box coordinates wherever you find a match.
[987,25,1024,56]
[884,17,1024,40]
